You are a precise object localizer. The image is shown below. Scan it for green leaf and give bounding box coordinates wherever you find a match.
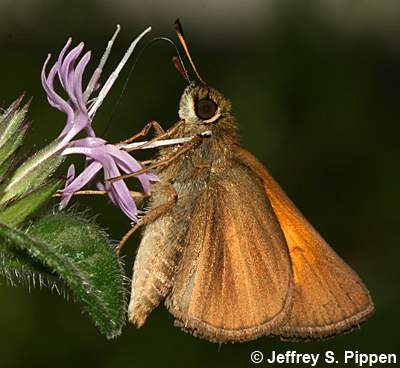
[0,123,29,168]
[0,179,61,227]
[0,214,126,338]
[0,245,63,291]
[0,139,65,205]
[0,153,17,183]
[0,96,27,148]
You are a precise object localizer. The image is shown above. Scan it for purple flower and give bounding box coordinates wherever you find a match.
[60,163,76,209]
[61,138,157,222]
[41,27,158,222]
[41,40,94,145]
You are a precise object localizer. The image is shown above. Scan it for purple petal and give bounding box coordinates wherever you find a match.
[70,137,107,147]
[59,42,84,105]
[61,143,139,221]
[41,55,74,124]
[73,51,91,111]
[86,125,96,137]
[97,181,118,206]
[102,156,138,221]
[96,182,105,191]
[56,38,73,90]
[42,40,94,143]
[61,161,102,195]
[146,172,159,182]
[66,163,75,177]
[59,164,76,209]
[105,144,155,194]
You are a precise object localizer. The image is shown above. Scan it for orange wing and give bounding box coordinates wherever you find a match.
[165,163,293,343]
[235,146,374,339]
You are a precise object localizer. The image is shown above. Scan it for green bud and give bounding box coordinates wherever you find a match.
[0,179,61,227]
[0,139,64,206]
[0,95,29,148]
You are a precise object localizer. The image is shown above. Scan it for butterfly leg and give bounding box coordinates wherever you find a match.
[121,120,185,151]
[118,120,166,145]
[116,182,177,255]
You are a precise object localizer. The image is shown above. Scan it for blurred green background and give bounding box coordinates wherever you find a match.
[0,0,399,367]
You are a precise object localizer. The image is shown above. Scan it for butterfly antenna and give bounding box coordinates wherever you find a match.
[174,19,206,85]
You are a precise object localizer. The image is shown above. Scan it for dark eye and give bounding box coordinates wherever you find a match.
[195,99,217,120]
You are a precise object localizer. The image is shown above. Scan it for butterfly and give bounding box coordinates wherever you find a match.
[124,21,374,343]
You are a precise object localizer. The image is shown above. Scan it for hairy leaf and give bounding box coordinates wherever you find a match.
[0,244,64,293]
[0,213,126,338]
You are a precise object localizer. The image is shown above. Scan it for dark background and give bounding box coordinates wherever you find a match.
[0,0,399,367]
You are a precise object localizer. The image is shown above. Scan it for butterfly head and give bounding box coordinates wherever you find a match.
[173,20,235,135]
[179,83,232,130]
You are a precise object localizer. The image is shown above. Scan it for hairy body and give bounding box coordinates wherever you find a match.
[128,84,374,343]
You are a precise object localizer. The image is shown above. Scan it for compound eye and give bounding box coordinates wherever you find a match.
[195,98,217,120]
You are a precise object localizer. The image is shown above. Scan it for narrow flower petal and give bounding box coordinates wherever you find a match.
[105,144,154,194]
[70,137,107,147]
[61,161,102,195]
[69,137,157,190]
[61,143,139,221]
[101,156,138,221]
[56,38,73,90]
[59,42,85,105]
[41,55,74,124]
[60,164,76,209]
[96,181,118,206]
[73,51,91,112]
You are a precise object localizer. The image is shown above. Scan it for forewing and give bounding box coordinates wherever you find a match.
[235,146,374,339]
[165,163,293,343]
